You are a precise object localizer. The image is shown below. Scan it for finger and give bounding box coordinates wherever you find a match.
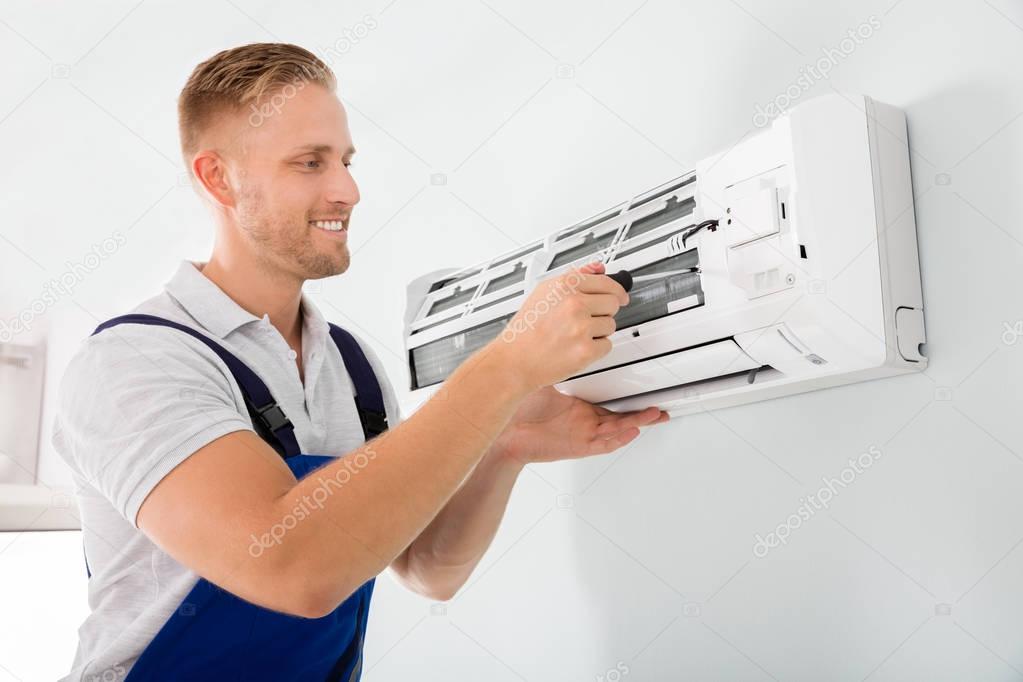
[589,336,612,357]
[595,406,664,419]
[597,406,662,430]
[588,316,617,339]
[595,407,664,436]
[582,293,623,317]
[573,272,629,302]
[577,261,605,275]
[596,406,633,423]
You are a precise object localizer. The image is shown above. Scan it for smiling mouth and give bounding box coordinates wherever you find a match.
[310,219,346,232]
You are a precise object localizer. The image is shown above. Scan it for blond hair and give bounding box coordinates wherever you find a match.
[177,42,335,160]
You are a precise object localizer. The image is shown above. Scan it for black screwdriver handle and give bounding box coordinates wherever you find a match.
[607,270,633,293]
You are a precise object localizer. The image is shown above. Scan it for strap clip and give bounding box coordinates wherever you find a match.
[254,401,293,433]
[358,409,389,438]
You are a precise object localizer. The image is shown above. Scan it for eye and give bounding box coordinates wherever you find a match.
[302,159,321,169]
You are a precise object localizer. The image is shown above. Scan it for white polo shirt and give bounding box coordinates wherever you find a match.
[52,260,402,681]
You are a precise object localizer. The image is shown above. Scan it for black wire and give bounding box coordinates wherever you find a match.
[681,219,720,248]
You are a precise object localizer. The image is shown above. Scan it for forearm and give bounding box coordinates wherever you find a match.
[268,344,531,613]
[391,436,525,600]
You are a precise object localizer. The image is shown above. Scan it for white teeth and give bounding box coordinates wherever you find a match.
[312,220,344,231]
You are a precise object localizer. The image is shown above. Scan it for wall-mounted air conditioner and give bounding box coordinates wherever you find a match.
[402,93,927,416]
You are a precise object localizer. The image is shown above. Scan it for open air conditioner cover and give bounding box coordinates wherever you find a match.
[403,93,927,416]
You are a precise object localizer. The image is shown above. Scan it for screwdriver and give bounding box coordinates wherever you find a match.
[607,268,700,294]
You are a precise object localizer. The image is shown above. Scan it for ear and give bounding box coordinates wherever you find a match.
[191,150,236,208]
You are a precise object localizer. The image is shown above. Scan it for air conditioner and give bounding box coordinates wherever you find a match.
[402,93,927,416]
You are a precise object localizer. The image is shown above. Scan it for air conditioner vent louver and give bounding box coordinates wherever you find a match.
[555,207,622,242]
[483,264,526,295]
[547,231,618,272]
[629,174,696,210]
[473,289,523,313]
[626,195,696,240]
[490,241,543,268]
[428,286,477,316]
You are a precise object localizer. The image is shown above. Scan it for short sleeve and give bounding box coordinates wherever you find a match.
[52,325,253,528]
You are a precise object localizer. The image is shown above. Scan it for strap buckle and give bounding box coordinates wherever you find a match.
[254,401,293,433]
[358,408,388,438]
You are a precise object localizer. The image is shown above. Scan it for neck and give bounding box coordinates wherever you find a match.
[199,250,304,343]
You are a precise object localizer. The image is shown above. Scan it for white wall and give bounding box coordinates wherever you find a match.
[2,0,1022,679]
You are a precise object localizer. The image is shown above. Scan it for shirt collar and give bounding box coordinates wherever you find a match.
[165,260,328,340]
[300,290,330,341]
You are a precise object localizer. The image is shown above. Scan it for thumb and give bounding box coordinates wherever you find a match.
[577,260,606,275]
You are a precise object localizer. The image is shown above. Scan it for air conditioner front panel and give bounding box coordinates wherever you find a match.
[565,338,761,403]
[788,94,886,352]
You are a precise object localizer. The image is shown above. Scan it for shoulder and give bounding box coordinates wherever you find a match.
[58,293,242,410]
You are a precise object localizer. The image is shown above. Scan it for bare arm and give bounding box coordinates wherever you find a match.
[388,439,524,601]
[387,393,667,601]
[136,264,628,617]
[138,344,531,617]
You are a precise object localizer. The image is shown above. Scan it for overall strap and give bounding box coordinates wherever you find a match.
[328,323,389,439]
[85,314,390,589]
[91,314,302,459]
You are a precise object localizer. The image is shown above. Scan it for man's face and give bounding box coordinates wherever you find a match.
[223,82,359,281]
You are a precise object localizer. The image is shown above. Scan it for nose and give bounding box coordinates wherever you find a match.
[325,161,360,208]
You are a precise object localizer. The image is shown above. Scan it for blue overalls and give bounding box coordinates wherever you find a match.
[87,313,390,682]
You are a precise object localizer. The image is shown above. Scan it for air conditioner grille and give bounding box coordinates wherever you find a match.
[614,249,703,329]
[547,231,617,271]
[428,286,477,316]
[410,314,514,389]
[483,264,526,295]
[626,195,696,241]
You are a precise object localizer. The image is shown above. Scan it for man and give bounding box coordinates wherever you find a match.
[53,43,668,681]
